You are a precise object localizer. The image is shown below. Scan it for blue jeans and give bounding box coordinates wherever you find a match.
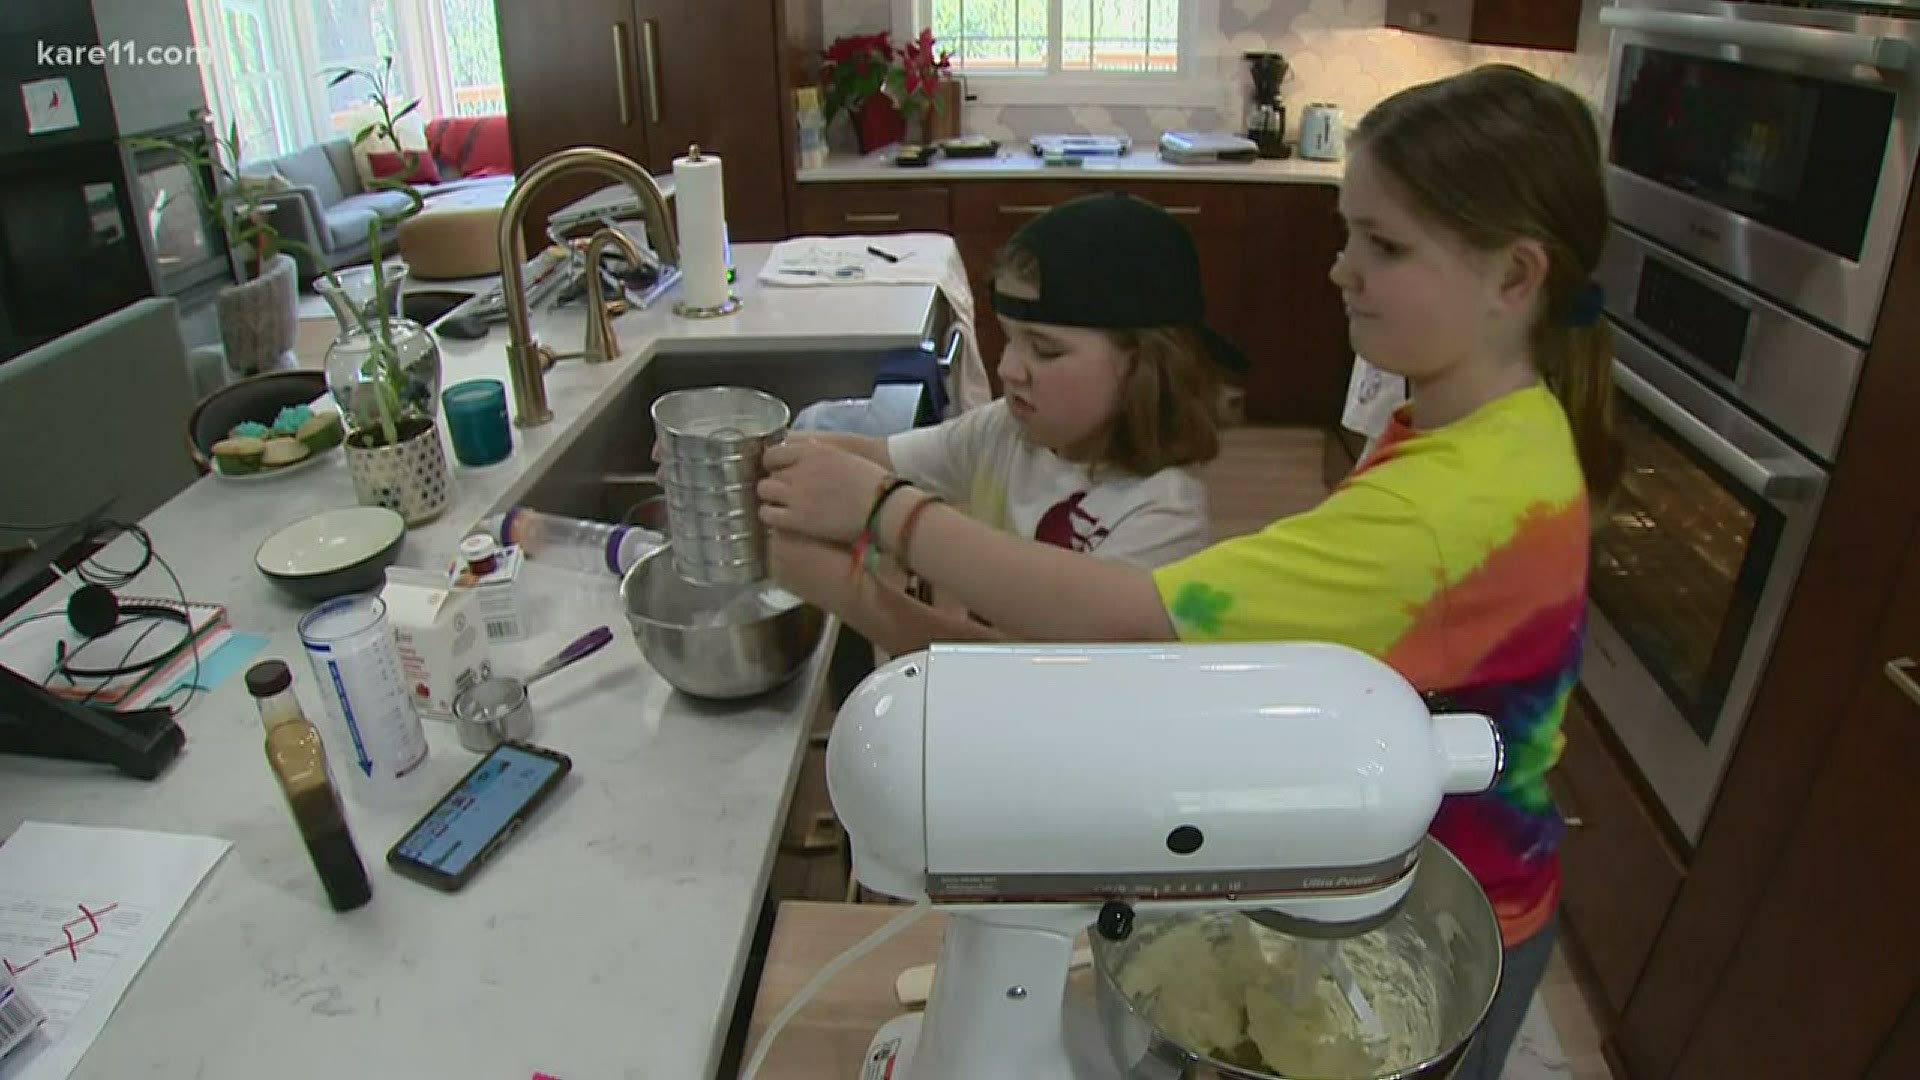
[1452,910,1560,1080]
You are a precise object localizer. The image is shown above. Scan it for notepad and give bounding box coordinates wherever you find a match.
[0,598,227,710]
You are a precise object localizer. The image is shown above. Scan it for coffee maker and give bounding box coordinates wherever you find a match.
[1244,51,1290,159]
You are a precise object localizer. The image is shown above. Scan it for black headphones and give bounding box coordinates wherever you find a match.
[60,583,191,679]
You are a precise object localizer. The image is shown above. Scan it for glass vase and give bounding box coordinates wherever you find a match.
[313,257,410,336]
[323,317,443,438]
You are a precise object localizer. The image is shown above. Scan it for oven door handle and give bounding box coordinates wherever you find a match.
[1613,363,1819,501]
[1598,8,1913,71]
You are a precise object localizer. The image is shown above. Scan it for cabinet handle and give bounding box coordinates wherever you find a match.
[937,324,964,372]
[1885,657,1920,707]
[1162,205,1202,216]
[845,211,902,224]
[641,19,662,125]
[611,22,634,128]
[999,204,1058,215]
[1549,775,1588,830]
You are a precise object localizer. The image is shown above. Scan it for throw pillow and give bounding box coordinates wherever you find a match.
[368,150,442,185]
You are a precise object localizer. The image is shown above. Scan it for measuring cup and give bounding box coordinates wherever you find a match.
[452,626,613,752]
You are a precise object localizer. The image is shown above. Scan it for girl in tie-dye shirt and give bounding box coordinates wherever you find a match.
[757,65,1619,1080]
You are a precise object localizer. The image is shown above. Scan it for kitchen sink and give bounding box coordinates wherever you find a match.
[512,343,936,525]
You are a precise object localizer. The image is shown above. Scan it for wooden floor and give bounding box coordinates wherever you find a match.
[1199,424,1333,537]
[1543,939,1618,1080]
[294,317,336,369]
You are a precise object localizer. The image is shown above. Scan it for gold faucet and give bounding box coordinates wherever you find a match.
[580,227,643,364]
[495,147,680,426]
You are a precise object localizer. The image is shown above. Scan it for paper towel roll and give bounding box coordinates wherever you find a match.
[673,147,731,310]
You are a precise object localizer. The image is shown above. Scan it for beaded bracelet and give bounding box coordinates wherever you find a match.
[893,492,945,575]
[849,476,914,578]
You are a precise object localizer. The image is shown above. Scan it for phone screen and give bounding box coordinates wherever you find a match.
[393,743,565,878]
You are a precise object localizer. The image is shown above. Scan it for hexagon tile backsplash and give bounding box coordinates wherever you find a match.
[820,0,1609,147]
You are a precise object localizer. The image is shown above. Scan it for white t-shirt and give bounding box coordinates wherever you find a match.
[886,400,1211,569]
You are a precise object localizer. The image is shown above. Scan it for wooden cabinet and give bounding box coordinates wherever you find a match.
[1237,184,1349,425]
[1386,0,1583,52]
[787,177,1348,421]
[1549,690,1687,1019]
[1870,995,1920,1079]
[631,0,789,240]
[791,184,953,235]
[1654,533,1920,1077]
[496,0,790,244]
[951,181,1090,397]
[952,181,1259,402]
[496,0,643,247]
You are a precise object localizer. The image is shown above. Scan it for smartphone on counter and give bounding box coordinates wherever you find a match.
[387,741,572,891]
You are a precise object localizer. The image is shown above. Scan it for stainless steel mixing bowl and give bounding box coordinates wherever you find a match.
[1090,839,1502,1080]
[619,542,825,698]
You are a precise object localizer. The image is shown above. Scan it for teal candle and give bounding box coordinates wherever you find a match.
[442,379,512,466]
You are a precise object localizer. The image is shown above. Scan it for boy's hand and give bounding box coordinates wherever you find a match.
[758,435,893,543]
[767,529,849,607]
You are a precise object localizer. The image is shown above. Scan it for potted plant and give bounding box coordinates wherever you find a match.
[314,58,451,525]
[125,116,300,378]
[894,29,956,144]
[821,32,904,153]
[820,31,954,153]
[134,62,451,523]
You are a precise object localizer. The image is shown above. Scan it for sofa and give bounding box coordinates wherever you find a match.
[240,116,515,283]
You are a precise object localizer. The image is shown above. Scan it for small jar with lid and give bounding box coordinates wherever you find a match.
[461,534,500,576]
[452,533,528,642]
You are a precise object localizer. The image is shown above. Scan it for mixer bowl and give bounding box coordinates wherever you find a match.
[1089,839,1501,1080]
[619,542,825,699]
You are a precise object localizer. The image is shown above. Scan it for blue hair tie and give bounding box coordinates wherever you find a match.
[1568,281,1606,328]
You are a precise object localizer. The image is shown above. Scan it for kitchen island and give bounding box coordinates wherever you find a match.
[0,246,938,1080]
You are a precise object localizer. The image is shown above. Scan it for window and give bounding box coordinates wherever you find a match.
[212,0,299,159]
[300,0,407,136]
[435,0,506,118]
[905,0,1218,105]
[187,0,506,164]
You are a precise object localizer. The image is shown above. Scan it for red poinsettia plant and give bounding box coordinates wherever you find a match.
[820,29,953,126]
[895,29,955,124]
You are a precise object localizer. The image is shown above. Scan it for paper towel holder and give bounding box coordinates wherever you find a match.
[672,143,744,319]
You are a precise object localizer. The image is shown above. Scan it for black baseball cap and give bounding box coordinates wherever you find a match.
[990,192,1249,373]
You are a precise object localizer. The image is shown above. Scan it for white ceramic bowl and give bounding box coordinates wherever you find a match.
[255,506,407,601]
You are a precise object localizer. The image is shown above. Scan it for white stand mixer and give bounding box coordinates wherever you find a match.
[824,641,1503,1080]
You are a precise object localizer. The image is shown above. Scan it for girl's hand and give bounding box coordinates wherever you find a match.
[757,435,893,543]
[767,528,851,608]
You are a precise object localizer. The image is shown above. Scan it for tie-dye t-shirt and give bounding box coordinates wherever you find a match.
[1152,384,1587,946]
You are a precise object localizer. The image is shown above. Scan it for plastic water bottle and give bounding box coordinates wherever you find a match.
[795,87,829,171]
[484,507,663,576]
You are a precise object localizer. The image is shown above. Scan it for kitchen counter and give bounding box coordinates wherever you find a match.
[0,246,939,1080]
[798,147,1345,185]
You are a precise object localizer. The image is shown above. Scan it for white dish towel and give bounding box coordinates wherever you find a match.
[758,233,992,415]
[1341,355,1408,460]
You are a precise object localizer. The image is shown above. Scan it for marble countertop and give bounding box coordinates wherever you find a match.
[798,147,1346,185]
[0,246,939,1079]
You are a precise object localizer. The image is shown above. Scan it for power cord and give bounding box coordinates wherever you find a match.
[0,518,205,719]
